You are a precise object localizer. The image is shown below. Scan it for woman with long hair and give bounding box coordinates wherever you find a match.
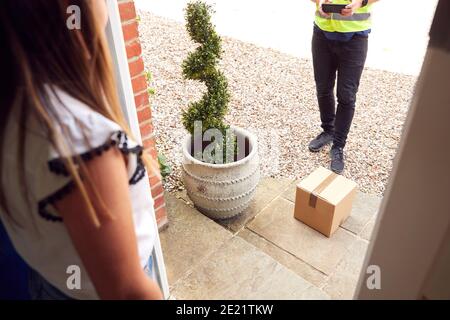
[0,0,163,299]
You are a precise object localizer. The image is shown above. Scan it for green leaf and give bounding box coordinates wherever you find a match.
[157,153,172,180]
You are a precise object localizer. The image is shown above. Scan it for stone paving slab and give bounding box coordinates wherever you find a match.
[247,197,357,275]
[323,239,369,299]
[238,228,328,288]
[216,178,292,233]
[171,236,329,300]
[281,180,298,203]
[341,193,381,235]
[160,194,233,285]
[360,217,377,241]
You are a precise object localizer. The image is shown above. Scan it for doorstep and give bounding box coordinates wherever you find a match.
[164,177,381,299]
[161,194,328,299]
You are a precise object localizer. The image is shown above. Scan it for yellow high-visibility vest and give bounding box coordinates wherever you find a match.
[315,0,373,33]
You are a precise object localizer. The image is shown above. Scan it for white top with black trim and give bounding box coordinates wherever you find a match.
[0,87,156,299]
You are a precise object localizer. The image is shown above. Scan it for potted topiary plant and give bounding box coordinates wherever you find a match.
[181,1,259,220]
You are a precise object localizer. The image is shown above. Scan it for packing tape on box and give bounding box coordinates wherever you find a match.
[309,172,338,209]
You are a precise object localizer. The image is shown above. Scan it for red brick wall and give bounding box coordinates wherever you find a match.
[118,0,168,229]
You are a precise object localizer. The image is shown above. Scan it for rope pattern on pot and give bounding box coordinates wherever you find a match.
[194,196,254,214]
[185,183,258,202]
[181,164,259,185]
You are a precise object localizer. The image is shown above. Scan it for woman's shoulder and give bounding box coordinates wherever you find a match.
[45,86,123,157]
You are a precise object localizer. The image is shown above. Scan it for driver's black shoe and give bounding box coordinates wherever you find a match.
[330,145,345,174]
[308,132,334,152]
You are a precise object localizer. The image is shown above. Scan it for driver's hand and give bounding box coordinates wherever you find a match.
[318,0,333,18]
[341,0,363,16]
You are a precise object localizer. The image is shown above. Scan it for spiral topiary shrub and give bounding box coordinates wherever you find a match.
[182,1,236,164]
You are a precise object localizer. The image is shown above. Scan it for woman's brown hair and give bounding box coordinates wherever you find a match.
[0,0,157,227]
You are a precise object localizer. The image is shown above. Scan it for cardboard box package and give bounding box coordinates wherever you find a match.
[294,167,357,237]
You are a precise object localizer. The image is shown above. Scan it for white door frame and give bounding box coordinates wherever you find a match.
[105,0,170,299]
[355,0,449,299]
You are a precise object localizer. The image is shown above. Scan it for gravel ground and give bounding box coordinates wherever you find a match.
[139,12,417,196]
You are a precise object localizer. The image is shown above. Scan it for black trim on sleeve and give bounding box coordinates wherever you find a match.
[37,181,74,222]
[38,131,146,222]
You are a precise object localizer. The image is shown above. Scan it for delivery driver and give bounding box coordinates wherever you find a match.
[309,0,379,173]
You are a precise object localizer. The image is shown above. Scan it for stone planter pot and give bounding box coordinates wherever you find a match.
[182,126,260,220]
